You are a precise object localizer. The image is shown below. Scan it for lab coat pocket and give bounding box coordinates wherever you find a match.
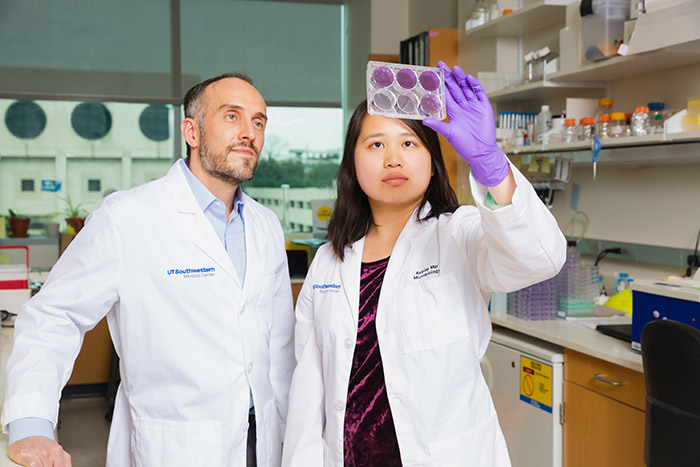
[399,273,469,354]
[430,415,511,467]
[131,417,222,467]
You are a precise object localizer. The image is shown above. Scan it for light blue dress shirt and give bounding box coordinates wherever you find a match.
[9,158,251,444]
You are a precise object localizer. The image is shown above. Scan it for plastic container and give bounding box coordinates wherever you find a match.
[579,117,595,140]
[595,98,614,123]
[597,113,611,138]
[536,104,553,139]
[489,3,501,21]
[630,105,650,136]
[688,96,700,115]
[563,118,578,143]
[471,0,488,28]
[610,112,627,137]
[366,61,446,120]
[648,102,665,134]
[580,0,629,62]
[523,52,536,83]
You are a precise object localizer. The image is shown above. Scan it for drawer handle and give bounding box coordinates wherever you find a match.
[592,373,624,386]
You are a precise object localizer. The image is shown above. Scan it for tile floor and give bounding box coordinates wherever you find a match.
[58,397,111,467]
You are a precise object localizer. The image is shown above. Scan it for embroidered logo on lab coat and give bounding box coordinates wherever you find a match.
[312,283,341,294]
[166,267,216,278]
[413,264,440,280]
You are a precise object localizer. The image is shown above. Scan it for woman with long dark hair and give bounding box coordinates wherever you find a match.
[283,62,566,467]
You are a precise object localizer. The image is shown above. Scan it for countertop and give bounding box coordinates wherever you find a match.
[490,311,643,373]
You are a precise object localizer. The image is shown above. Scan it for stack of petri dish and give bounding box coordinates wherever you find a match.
[556,251,598,317]
[507,277,559,321]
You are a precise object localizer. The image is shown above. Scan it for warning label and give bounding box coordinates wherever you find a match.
[519,356,553,413]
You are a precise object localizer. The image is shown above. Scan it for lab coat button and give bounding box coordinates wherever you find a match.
[334,400,344,411]
[344,338,353,349]
[247,363,253,373]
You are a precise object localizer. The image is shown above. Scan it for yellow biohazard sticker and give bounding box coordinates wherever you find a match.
[316,206,332,222]
[520,356,553,413]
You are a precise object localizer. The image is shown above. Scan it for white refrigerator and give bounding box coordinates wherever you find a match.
[481,328,564,467]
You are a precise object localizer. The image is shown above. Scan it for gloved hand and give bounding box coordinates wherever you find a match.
[423,61,510,187]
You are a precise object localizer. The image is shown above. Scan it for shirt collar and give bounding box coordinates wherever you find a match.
[178,158,245,216]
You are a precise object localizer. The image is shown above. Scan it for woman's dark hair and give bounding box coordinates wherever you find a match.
[328,100,459,260]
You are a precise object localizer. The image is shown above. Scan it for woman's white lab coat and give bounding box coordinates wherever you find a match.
[1,161,295,467]
[283,165,566,467]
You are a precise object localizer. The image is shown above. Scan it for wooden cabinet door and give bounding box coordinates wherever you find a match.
[564,381,645,467]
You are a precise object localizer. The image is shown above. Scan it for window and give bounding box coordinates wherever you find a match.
[0,1,343,234]
[88,179,102,192]
[21,179,34,192]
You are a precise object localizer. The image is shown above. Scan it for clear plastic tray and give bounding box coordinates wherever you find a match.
[366,61,446,121]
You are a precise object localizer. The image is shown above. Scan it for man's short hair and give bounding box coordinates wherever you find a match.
[182,72,255,156]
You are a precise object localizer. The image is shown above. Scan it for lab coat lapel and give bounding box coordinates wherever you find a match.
[340,237,364,325]
[164,162,239,285]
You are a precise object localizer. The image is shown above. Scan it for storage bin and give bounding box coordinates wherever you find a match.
[580,0,629,62]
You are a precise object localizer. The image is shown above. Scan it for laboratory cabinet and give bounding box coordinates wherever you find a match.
[563,349,645,467]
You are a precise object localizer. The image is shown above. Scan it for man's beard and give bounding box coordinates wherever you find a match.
[199,127,260,185]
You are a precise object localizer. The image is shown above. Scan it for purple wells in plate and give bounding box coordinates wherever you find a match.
[396,68,418,90]
[372,66,394,88]
[419,70,440,92]
[420,94,441,116]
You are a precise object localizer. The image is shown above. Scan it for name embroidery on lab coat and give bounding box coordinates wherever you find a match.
[312,283,341,294]
[413,264,440,281]
[166,267,216,279]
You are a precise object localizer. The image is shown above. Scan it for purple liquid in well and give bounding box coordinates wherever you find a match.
[396,68,417,89]
[420,94,441,115]
[419,71,440,91]
[397,93,419,114]
[372,66,394,88]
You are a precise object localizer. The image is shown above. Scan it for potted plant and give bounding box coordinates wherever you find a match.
[58,196,89,234]
[7,209,31,238]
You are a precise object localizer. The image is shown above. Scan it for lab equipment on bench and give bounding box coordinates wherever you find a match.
[630,278,700,351]
[366,61,446,120]
[481,328,564,467]
[0,246,31,316]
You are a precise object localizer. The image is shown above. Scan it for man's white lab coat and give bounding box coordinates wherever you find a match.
[2,162,295,467]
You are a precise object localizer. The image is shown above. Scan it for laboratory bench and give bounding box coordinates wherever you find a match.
[490,311,647,467]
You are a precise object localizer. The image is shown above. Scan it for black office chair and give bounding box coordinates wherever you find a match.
[641,319,700,467]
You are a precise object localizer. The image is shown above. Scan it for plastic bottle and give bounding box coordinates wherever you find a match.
[648,102,665,134]
[597,113,611,138]
[523,52,536,83]
[489,3,501,21]
[631,106,651,136]
[579,117,595,140]
[610,112,627,138]
[471,0,488,28]
[536,105,553,141]
[563,118,578,143]
[595,98,614,123]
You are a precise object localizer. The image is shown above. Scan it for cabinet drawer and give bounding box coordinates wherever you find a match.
[564,349,646,411]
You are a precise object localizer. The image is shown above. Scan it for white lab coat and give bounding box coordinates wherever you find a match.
[2,162,295,467]
[283,165,566,467]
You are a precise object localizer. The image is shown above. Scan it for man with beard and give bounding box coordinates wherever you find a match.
[2,73,295,467]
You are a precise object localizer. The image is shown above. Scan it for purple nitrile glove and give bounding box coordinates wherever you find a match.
[423,61,510,187]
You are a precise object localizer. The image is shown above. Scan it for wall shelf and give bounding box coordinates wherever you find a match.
[466,0,571,38]
[549,47,700,82]
[488,79,607,104]
[504,131,700,167]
